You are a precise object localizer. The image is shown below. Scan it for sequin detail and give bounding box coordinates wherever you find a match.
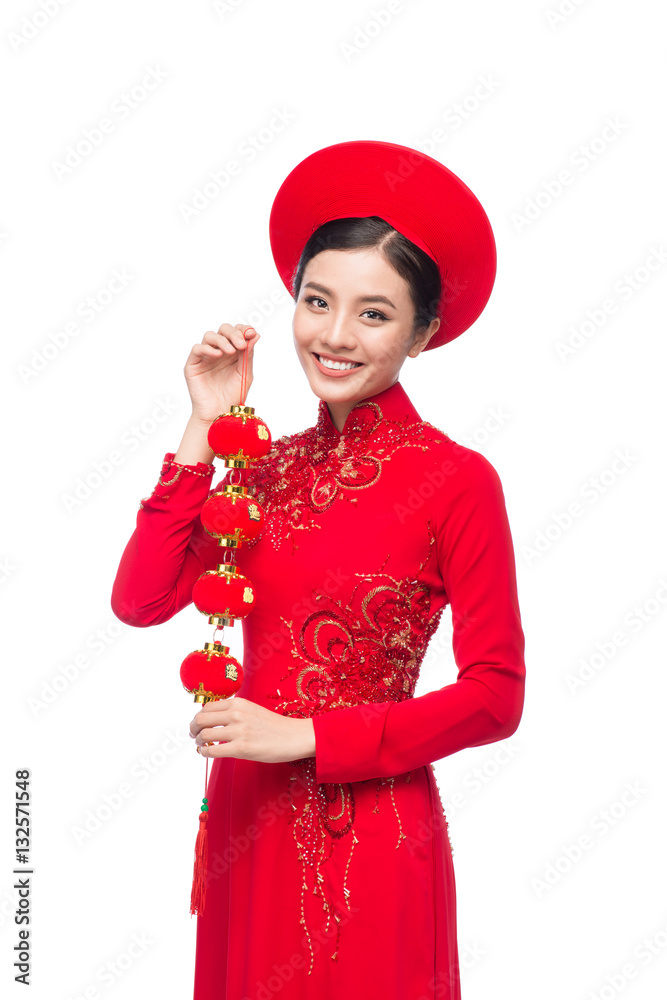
[241,398,443,554]
[139,454,215,509]
[273,528,443,715]
[274,527,445,970]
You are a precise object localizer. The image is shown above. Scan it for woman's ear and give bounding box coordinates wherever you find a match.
[409,317,440,357]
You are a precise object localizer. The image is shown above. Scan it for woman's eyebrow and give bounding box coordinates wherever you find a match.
[303,281,396,309]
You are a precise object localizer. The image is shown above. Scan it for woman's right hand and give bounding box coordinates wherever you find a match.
[184,323,261,424]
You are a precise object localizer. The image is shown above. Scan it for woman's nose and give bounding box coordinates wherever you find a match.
[322,313,357,349]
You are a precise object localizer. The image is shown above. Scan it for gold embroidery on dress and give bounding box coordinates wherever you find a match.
[241,398,445,554]
[274,526,445,970]
[139,455,214,508]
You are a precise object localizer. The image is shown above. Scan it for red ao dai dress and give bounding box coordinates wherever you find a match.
[111,379,526,1000]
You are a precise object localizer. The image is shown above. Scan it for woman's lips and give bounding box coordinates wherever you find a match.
[312,353,365,378]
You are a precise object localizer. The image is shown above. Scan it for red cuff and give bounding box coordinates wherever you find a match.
[313,703,392,783]
[138,452,216,509]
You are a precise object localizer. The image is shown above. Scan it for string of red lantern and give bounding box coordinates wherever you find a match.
[180,329,272,916]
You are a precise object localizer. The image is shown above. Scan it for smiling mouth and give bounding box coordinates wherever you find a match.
[313,353,364,371]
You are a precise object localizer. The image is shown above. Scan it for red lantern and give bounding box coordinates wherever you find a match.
[192,564,256,625]
[200,485,265,546]
[207,404,272,466]
[180,642,244,702]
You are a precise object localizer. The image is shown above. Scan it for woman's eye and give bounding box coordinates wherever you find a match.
[304,296,387,321]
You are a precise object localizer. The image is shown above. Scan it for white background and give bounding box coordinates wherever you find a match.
[2,1,666,998]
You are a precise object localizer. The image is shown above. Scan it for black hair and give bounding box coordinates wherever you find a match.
[291,216,441,337]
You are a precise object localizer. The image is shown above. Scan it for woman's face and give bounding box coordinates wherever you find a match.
[292,248,439,419]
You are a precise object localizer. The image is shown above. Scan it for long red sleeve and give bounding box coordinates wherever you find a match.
[311,450,526,783]
[110,453,226,627]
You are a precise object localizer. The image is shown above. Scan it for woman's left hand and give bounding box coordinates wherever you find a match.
[189,697,316,763]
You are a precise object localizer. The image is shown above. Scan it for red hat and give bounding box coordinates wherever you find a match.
[268,139,496,350]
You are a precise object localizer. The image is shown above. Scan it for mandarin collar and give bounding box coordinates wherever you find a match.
[315,379,422,442]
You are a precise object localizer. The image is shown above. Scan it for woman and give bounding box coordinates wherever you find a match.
[111,140,526,1000]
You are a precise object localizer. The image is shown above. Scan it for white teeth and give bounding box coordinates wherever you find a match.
[316,355,361,371]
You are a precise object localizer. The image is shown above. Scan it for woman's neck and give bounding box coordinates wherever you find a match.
[325,399,356,433]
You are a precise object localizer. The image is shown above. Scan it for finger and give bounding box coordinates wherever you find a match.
[200,328,236,355]
[190,703,225,737]
[189,712,225,739]
[209,334,237,355]
[189,717,209,738]
[228,324,259,351]
[217,323,248,352]
[196,704,228,724]
[242,327,260,352]
[197,741,234,758]
[201,696,232,710]
[189,344,227,364]
[191,698,242,735]
[235,323,260,344]
[196,725,231,747]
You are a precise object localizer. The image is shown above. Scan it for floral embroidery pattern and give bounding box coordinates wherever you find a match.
[241,398,441,554]
[272,526,443,716]
[272,526,445,971]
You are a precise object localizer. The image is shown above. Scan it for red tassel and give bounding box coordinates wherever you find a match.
[190,809,209,916]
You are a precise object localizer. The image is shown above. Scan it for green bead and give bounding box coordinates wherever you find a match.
[201,804,209,812]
